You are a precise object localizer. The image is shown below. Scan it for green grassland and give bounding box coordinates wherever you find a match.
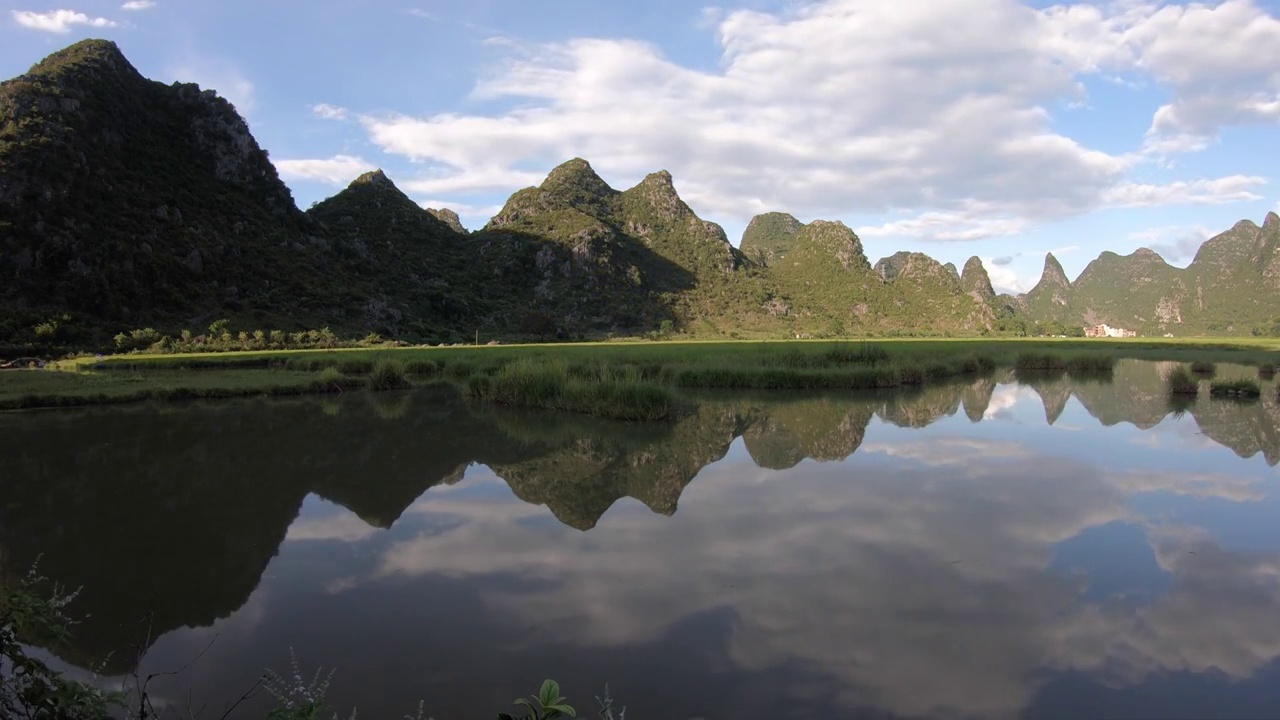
[5,337,1279,417]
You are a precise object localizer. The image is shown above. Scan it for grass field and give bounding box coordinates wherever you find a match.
[4,337,1279,416]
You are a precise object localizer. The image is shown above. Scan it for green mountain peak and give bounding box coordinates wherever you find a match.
[352,168,392,186]
[961,256,995,299]
[740,212,803,266]
[943,262,960,281]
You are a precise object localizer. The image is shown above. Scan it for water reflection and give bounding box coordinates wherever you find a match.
[0,362,1278,718]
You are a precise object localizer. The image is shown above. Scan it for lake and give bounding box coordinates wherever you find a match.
[2,359,1280,719]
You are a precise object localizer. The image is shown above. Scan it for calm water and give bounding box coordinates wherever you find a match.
[3,360,1280,719]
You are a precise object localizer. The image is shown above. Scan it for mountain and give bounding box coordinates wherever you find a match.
[740,211,804,265]
[1017,213,1280,334]
[1017,253,1074,324]
[426,207,467,234]
[3,39,1278,347]
[0,39,320,343]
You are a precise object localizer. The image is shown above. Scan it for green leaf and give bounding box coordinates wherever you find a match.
[547,702,577,717]
[538,679,562,706]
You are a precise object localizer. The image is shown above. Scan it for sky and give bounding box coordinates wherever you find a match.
[4,0,1280,294]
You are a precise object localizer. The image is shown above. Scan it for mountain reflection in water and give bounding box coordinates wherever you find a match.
[1,359,1278,719]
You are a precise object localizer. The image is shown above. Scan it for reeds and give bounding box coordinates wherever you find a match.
[469,359,672,421]
[1209,379,1261,399]
[368,358,409,391]
[1190,360,1217,376]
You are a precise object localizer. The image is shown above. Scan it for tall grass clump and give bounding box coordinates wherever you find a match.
[1167,366,1199,397]
[1065,354,1116,380]
[1258,363,1276,380]
[1209,379,1261,399]
[1015,353,1068,371]
[474,358,671,420]
[824,342,890,365]
[369,358,409,391]
[1190,360,1217,376]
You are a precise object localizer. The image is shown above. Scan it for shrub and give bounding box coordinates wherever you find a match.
[1258,363,1276,380]
[369,358,410,391]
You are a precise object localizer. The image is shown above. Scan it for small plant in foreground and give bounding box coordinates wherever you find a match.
[595,685,626,720]
[499,678,576,720]
[1,560,125,720]
[1167,366,1199,396]
[263,648,347,720]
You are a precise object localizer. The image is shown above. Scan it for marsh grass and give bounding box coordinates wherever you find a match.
[1209,378,1261,399]
[0,367,365,410]
[1167,366,1200,396]
[368,358,409,391]
[1258,363,1277,380]
[1190,360,1217,376]
[471,358,672,420]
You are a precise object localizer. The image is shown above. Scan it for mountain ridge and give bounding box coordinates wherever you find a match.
[2,39,1277,348]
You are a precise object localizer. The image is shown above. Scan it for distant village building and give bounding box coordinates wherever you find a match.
[1085,323,1136,338]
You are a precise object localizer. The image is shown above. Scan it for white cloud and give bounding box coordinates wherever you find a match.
[856,205,1031,242]
[397,165,545,196]
[275,155,376,185]
[121,1,154,10]
[354,0,1279,234]
[983,257,1036,294]
[1128,0,1280,153]
[311,103,349,121]
[12,9,116,33]
[1103,175,1267,207]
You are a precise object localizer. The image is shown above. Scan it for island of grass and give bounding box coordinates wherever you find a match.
[4,337,1279,419]
[1167,366,1201,397]
[1209,378,1262,399]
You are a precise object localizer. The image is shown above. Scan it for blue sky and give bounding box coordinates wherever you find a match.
[5,0,1280,293]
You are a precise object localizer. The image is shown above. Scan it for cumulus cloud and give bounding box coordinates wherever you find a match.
[1129,0,1280,153]
[856,206,1031,242]
[1103,175,1267,207]
[983,258,1037,294]
[311,103,349,121]
[121,0,154,10]
[399,166,545,195]
[12,9,116,33]
[275,155,376,185]
[353,0,1280,240]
